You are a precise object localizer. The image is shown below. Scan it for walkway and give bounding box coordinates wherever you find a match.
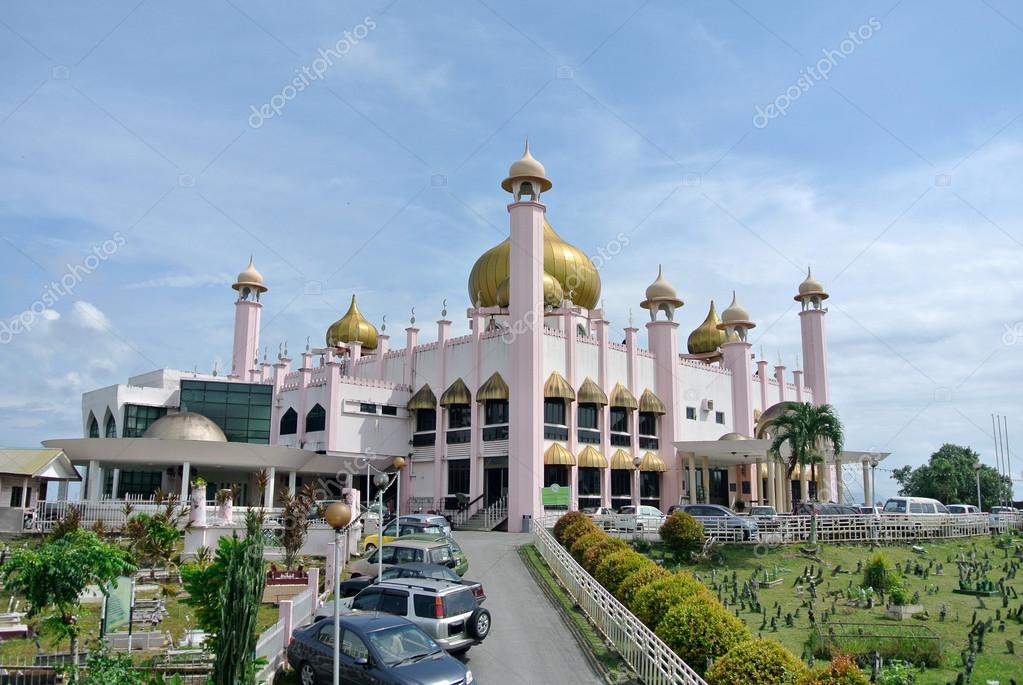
[453,531,601,685]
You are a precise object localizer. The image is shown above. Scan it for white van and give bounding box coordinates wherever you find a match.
[882,496,948,514]
[946,504,980,514]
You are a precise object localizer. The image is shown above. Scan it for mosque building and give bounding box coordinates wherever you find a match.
[42,143,884,530]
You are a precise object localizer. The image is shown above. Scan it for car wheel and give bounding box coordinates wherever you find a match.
[298,662,317,685]
[469,607,492,640]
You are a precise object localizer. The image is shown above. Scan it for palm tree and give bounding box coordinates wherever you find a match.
[768,402,844,547]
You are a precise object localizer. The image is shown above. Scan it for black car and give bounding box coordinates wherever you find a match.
[339,563,486,603]
[287,613,474,685]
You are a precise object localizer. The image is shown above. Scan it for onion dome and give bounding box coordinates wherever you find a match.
[640,265,684,311]
[494,272,564,307]
[143,412,227,442]
[232,256,267,294]
[468,219,600,309]
[687,300,726,354]
[718,291,755,331]
[794,267,829,307]
[326,295,379,351]
[717,432,753,441]
[501,139,552,194]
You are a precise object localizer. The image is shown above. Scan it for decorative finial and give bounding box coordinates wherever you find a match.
[381,315,387,333]
[568,289,575,301]
[476,290,483,308]
[212,360,219,377]
[410,307,416,325]
[524,136,529,155]
[441,299,448,318]
[601,299,606,313]
[629,308,634,328]
[283,341,288,357]
[305,337,310,352]
[277,342,283,360]
[777,352,783,367]
[263,346,268,362]
[796,353,801,371]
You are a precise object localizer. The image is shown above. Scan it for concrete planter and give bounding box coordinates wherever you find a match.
[884,604,923,620]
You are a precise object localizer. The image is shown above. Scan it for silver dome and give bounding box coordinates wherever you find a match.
[142,412,227,442]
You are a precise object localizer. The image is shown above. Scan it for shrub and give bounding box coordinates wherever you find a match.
[568,530,607,564]
[581,536,629,575]
[553,511,590,543]
[630,573,711,629]
[862,552,898,593]
[655,594,751,673]
[659,512,704,556]
[615,562,670,606]
[705,639,805,685]
[561,519,599,551]
[797,654,870,685]
[876,661,916,685]
[594,550,649,596]
[888,583,909,606]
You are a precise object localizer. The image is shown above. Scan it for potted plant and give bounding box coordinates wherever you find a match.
[216,485,239,522]
[189,477,208,528]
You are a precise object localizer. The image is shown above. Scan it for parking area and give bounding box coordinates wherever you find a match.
[452,531,600,685]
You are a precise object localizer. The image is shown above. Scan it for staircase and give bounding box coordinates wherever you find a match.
[456,496,507,532]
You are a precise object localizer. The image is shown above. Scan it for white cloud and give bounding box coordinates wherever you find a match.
[70,301,112,332]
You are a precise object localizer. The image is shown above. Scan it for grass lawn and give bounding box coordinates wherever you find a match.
[638,532,1023,684]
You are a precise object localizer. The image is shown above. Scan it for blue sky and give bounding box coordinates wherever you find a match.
[1,0,1021,500]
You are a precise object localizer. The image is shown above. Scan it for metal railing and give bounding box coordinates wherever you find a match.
[598,512,1023,545]
[532,523,708,685]
[31,499,182,532]
[481,495,507,529]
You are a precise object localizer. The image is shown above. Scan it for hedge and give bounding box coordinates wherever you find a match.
[553,511,591,542]
[615,562,670,606]
[796,654,871,685]
[569,530,608,564]
[594,549,649,596]
[706,639,806,685]
[561,519,599,551]
[629,572,709,629]
[659,511,704,556]
[655,593,752,672]
[581,536,629,575]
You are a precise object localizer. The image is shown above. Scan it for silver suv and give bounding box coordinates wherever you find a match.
[347,579,491,653]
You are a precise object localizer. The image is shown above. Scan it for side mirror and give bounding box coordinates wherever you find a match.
[445,559,457,569]
[354,657,370,668]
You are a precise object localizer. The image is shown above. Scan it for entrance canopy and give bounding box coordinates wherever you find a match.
[673,439,890,466]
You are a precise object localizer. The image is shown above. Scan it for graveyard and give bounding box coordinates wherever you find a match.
[640,531,1023,684]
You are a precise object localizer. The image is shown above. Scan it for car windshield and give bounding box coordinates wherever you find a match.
[883,500,906,513]
[366,624,441,667]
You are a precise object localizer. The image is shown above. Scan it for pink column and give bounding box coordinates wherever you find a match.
[325,360,342,451]
[793,369,804,402]
[594,315,611,508]
[404,327,419,388]
[625,327,640,506]
[799,309,829,405]
[307,567,320,608]
[722,340,755,436]
[564,302,578,510]
[774,364,787,402]
[435,319,451,509]
[270,356,291,444]
[507,199,546,528]
[756,359,769,413]
[646,320,682,509]
[469,310,484,502]
[230,299,261,380]
[376,334,390,380]
[297,351,313,445]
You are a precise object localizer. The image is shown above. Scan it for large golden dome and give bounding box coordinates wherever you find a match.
[327,295,378,351]
[687,300,726,354]
[468,219,600,309]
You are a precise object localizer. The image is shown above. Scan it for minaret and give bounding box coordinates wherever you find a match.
[230,257,267,380]
[794,268,829,405]
[718,292,756,436]
[504,140,552,528]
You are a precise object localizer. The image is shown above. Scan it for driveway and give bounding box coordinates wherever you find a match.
[453,531,601,685]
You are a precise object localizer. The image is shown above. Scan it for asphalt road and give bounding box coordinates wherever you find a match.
[452,531,601,685]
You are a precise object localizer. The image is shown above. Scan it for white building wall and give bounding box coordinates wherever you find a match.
[677,361,735,440]
[575,339,599,384]
[606,347,628,388]
[542,332,566,378]
[635,354,656,394]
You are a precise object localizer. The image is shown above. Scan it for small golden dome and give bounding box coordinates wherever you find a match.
[232,256,267,294]
[718,291,755,331]
[501,139,552,194]
[687,300,726,354]
[795,267,829,302]
[468,219,600,309]
[326,295,378,351]
[641,265,683,307]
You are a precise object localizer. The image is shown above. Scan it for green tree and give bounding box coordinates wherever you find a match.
[891,443,1011,508]
[0,529,136,675]
[768,402,844,546]
[210,511,267,685]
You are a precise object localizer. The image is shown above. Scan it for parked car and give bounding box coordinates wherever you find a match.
[286,613,474,685]
[582,506,617,529]
[989,505,1019,532]
[397,534,469,576]
[613,505,666,532]
[359,517,447,552]
[349,540,462,579]
[338,563,485,602]
[946,504,980,514]
[881,496,951,538]
[881,496,947,514]
[400,513,452,536]
[346,579,491,653]
[747,505,778,519]
[853,505,882,516]
[674,504,758,541]
[795,503,861,516]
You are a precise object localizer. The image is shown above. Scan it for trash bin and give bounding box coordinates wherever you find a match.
[521,514,532,533]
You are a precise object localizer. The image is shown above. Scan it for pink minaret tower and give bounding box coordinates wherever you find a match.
[230,257,267,380]
[503,141,552,529]
[718,292,756,437]
[795,268,830,405]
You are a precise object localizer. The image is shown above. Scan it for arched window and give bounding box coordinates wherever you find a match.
[104,410,117,438]
[305,404,326,433]
[280,408,298,435]
[87,413,99,438]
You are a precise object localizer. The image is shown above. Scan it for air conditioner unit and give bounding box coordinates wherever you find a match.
[701,399,714,412]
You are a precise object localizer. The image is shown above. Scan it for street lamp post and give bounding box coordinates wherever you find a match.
[373,473,390,581]
[869,459,878,507]
[324,502,353,685]
[975,463,982,511]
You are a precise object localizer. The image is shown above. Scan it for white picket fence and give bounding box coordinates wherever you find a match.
[532,523,708,685]
[255,584,318,683]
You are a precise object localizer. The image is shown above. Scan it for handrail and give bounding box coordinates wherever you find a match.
[532,523,708,684]
[449,493,488,528]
